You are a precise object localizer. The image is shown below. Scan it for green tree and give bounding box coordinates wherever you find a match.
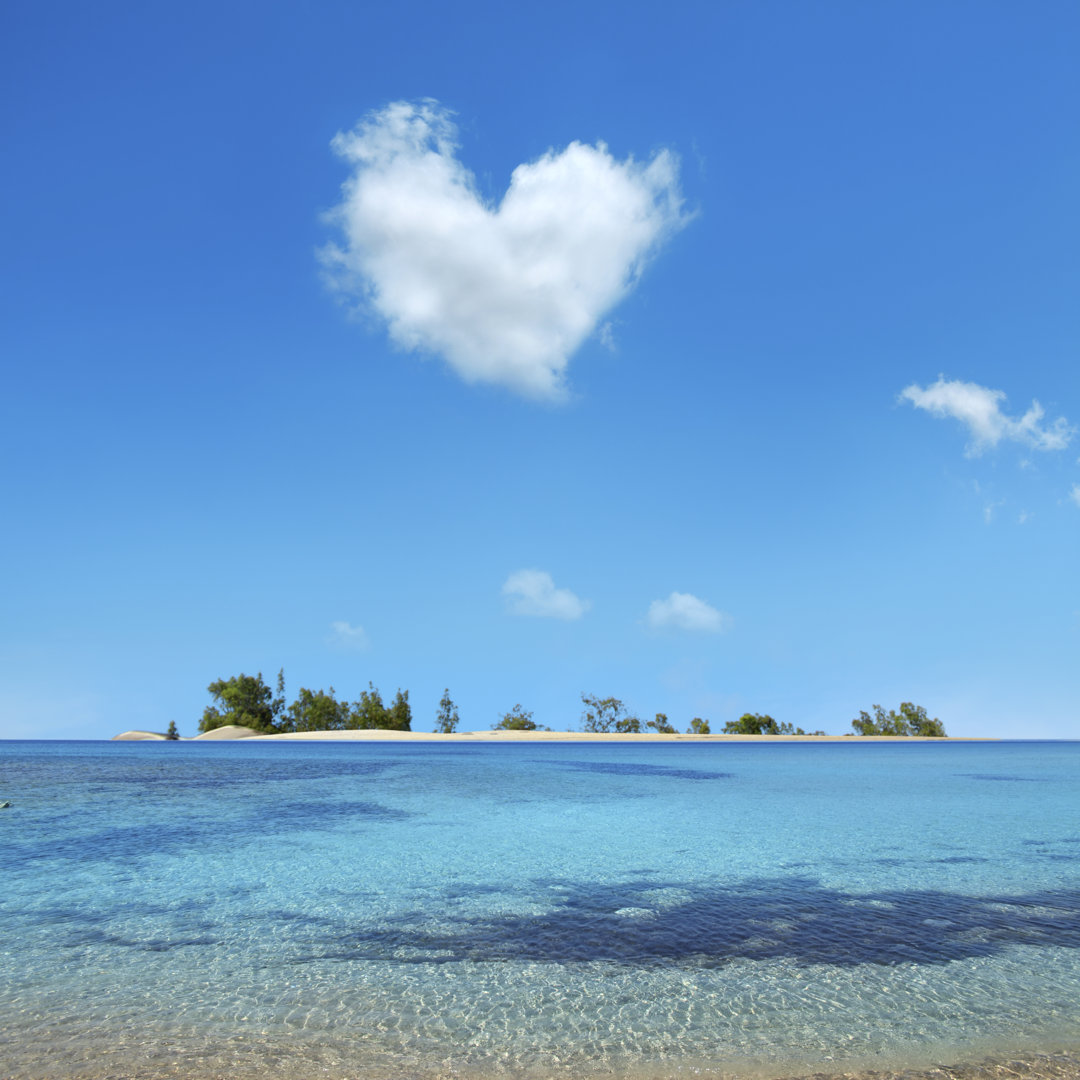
[723,713,777,734]
[688,718,711,734]
[647,713,677,734]
[435,689,460,733]
[347,683,387,729]
[275,668,286,717]
[282,687,348,733]
[580,693,637,733]
[614,716,642,733]
[386,689,412,731]
[199,672,284,733]
[852,705,905,736]
[721,713,824,735]
[344,683,412,731]
[898,702,946,737]
[852,703,945,737]
[165,720,180,740]
[494,704,548,731]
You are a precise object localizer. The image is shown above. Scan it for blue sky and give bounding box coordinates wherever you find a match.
[3,1,1078,739]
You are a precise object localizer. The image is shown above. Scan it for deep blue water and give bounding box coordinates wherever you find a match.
[2,739,1079,1079]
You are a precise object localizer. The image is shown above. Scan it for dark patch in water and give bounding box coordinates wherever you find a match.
[303,877,1080,970]
[58,926,220,952]
[267,800,409,825]
[557,760,731,781]
[8,753,400,801]
[138,937,219,951]
[959,774,1046,783]
[443,883,511,899]
[0,798,409,869]
[2,821,215,866]
[866,854,987,867]
[97,757,398,789]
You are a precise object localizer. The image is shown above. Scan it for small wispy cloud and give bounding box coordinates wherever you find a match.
[328,620,370,651]
[899,377,1074,456]
[1069,484,1080,509]
[322,99,689,400]
[647,591,729,633]
[502,569,589,620]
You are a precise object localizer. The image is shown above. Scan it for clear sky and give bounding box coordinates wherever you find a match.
[3,1,1078,739]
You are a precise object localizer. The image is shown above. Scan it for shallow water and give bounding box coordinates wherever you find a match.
[1,739,1078,1079]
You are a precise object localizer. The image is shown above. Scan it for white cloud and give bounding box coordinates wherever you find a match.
[1069,485,1080,509]
[322,100,688,400]
[328,620,370,651]
[647,592,729,633]
[502,569,589,620]
[899,377,1074,456]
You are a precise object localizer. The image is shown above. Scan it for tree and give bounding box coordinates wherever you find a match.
[648,713,677,734]
[347,683,385,729]
[344,683,412,731]
[386,689,412,731]
[902,702,946,737]
[615,716,642,733]
[852,703,945,737]
[723,713,779,734]
[199,672,284,733]
[494,704,548,731]
[580,694,637,733]
[721,713,824,735]
[435,689,460,733]
[688,718,711,734]
[275,668,286,717]
[282,687,348,733]
[347,683,384,729]
[165,721,180,740]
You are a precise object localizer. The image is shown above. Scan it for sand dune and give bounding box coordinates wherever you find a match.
[193,724,262,740]
[111,725,264,741]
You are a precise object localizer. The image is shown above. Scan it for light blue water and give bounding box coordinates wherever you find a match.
[2,739,1079,1080]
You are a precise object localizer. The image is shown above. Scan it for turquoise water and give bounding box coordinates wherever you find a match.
[2,739,1079,1080]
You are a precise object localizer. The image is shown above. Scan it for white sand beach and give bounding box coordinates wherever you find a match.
[241,728,987,742]
[113,726,991,742]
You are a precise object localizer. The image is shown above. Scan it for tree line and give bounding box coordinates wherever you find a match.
[575,694,712,734]
[492,696,945,736]
[198,671,412,734]
[189,673,945,738]
[849,702,946,737]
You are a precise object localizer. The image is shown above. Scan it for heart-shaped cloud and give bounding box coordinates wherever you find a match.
[322,100,688,399]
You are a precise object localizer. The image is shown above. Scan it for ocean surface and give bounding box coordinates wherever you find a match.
[2,739,1079,1080]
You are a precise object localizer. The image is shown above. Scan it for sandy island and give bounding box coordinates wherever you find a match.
[113,726,992,742]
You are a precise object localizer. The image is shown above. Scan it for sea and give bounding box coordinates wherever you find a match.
[1,738,1079,1080]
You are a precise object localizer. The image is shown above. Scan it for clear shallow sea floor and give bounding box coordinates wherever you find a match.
[1,739,1079,1080]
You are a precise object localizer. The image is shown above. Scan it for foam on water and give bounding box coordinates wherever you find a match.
[1,739,1079,1079]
